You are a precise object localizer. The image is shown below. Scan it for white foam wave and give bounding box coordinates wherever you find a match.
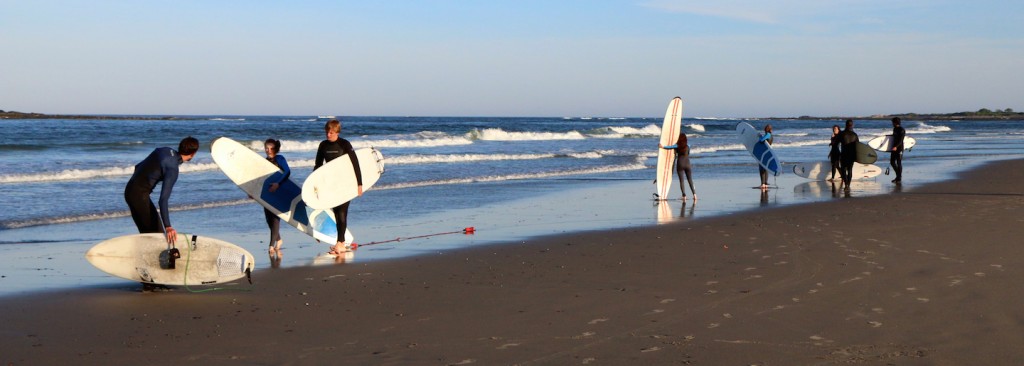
[771,139,832,148]
[910,122,951,134]
[266,135,475,152]
[386,153,557,165]
[467,128,586,141]
[0,199,250,230]
[0,161,224,184]
[686,123,706,132]
[209,118,245,121]
[689,143,746,154]
[375,160,648,190]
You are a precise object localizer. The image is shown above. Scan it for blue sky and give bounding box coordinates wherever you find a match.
[2,0,1021,117]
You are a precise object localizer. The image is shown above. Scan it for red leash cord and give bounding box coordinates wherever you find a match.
[354,227,476,248]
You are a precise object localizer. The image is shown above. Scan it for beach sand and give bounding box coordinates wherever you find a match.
[3,159,1024,365]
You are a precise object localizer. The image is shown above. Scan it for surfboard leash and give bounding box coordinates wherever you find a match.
[356,227,476,248]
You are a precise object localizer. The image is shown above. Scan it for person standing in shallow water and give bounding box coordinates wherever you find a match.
[315,119,363,255]
[889,117,907,183]
[838,119,859,190]
[660,132,697,201]
[124,136,199,244]
[261,138,290,256]
[758,124,774,190]
[828,125,842,182]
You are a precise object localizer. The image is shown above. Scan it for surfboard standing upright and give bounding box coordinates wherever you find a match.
[655,97,683,200]
[302,148,385,210]
[210,137,353,244]
[85,233,255,286]
[736,122,781,176]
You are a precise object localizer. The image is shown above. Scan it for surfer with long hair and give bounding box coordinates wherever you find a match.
[758,124,774,190]
[660,132,697,201]
[828,125,842,182]
[262,138,290,256]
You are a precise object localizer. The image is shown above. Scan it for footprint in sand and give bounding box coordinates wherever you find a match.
[722,313,733,318]
[706,281,718,285]
[588,318,609,325]
[917,298,930,303]
[448,359,476,365]
[974,272,986,277]
[582,357,597,364]
[644,309,665,316]
[868,321,883,328]
[572,332,596,339]
[991,264,1004,271]
[660,298,676,304]
[640,346,661,353]
[496,343,520,350]
[872,308,885,314]
[708,323,720,329]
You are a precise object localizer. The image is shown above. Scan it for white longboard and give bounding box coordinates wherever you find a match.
[792,161,882,180]
[655,97,683,200]
[210,137,353,244]
[867,135,916,151]
[302,147,384,210]
[736,122,781,176]
[85,233,255,286]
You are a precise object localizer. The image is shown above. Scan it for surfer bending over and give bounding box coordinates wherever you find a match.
[262,138,290,255]
[315,119,363,255]
[124,136,199,244]
[889,117,906,183]
[828,125,842,182]
[838,120,859,190]
[660,132,697,201]
[758,125,773,190]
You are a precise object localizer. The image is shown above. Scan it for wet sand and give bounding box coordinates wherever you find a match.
[3,159,1024,365]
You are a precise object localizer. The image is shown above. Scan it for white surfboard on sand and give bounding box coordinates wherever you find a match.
[210,137,353,244]
[85,233,255,286]
[868,135,916,151]
[792,161,882,180]
[736,122,781,176]
[301,148,385,210]
[655,97,683,200]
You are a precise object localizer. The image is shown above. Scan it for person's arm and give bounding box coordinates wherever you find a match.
[313,142,325,171]
[759,132,772,144]
[345,142,364,196]
[275,155,291,183]
[158,162,179,243]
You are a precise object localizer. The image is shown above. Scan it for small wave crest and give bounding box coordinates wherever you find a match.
[911,122,951,134]
[686,123,706,132]
[0,162,222,184]
[0,199,249,230]
[375,159,648,190]
[466,128,586,141]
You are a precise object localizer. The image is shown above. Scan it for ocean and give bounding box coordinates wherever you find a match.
[2,114,1024,294]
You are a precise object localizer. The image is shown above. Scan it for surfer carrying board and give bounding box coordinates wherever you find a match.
[262,138,290,255]
[314,119,363,255]
[837,120,859,190]
[889,117,906,184]
[660,132,697,201]
[758,125,774,190]
[124,136,199,244]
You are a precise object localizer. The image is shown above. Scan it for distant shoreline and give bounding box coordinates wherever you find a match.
[3,110,1023,121]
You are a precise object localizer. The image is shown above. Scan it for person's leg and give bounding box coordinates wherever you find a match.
[759,166,768,188]
[330,201,352,254]
[264,209,281,252]
[125,188,161,233]
[683,167,696,199]
[891,152,903,182]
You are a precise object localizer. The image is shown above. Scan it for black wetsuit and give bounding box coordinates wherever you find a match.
[890,126,906,182]
[829,134,841,181]
[264,154,291,246]
[670,144,695,197]
[838,129,859,185]
[314,139,362,243]
[124,147,182,234]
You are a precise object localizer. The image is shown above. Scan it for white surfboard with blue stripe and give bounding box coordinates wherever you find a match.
[736,122,781,176]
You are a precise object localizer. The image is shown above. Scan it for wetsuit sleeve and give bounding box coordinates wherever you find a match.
[158,163,178,228]
[275,155,291,183]
[313,141,326,171]
[759,132,772,143]
[344,141,363,186]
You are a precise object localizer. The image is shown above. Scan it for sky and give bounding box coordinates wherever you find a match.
[2,0,1022,117]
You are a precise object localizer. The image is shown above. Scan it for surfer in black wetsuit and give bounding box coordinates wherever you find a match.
[660,132,697,201]
[262,138,290,255]
[758,124,774,190]
[838,120,859,190]
[889,117,906,183]
[314,119,362,255]
[124,136,199,244]
[828,125,841,182]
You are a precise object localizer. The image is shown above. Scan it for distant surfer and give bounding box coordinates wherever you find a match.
[262,138,290,256]
[758,124,774,190]
[124,136,199,244]
[660,132,697,201]
[315,119,363,255]
[889,117,906,183]
[828,125,842,182]
[837,120,859,190]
